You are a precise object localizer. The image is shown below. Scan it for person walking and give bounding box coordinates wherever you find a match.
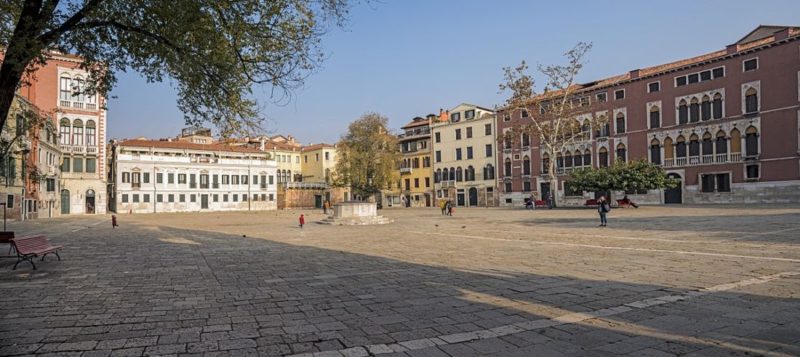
[299,214,305,229]
[323,200,329,214]
[447,201,454,216]
[547,192,554,209]
[440,199,447,215]
[597,196,611,227]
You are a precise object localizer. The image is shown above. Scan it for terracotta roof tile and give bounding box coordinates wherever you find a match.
[118,139,267,154]
[301,143,335,152]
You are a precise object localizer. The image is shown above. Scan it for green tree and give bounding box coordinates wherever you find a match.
[0,0,353,137]
[567,160,679,199]
[334,113,400,200]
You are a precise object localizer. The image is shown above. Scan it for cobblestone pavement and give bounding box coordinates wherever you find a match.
[1,205,799,356]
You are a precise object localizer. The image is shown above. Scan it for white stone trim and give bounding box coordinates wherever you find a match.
[741,80,761,114]
[613,107,627,134]
[742,57,759,72]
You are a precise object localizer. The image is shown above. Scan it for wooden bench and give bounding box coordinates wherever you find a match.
[584,199,599,207]
[10,235,62,270]
[616,199,632,208]
[534,200,547,208]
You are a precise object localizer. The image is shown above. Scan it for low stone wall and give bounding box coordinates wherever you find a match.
[685,180,800,204]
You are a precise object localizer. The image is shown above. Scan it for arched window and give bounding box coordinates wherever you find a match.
[59,118,71,145]
[596,115,609,137]
[582,120,591,139]
[556,154,563,168]
[676,136,687,158]
[730,129,742,154]
[616,143,626,162]
[678,100,688,124]
[466,166,475,181]
[522,156,530,175]
[542,153,550,174]
[74,77,86,102]
[521,133,530,147]
[689,98,700,122]
[649,106,661,129]
[59,76,71,101]
[689,134,700,157]
[449,167,455,181]
[745,87,759,113]
[456,167,463,182]
[712,93,723,119]
[435,169,441,183]
[650,139,661,165]
[615,112,626,134]
[564,153,573,168]
[288,170,293,183]
[85,120,96,146]
[598,147,609,167]
[701,95,711,121]
[72,119,84,146]
[504,158,512,176]
[484,164,495,180]
[663,137,674,160]
[504,137,512,149]
[715,131,728,155]
[745,126,759,157]
[702,132,713,156]
[573,150,583,167]
[583,149,591,167]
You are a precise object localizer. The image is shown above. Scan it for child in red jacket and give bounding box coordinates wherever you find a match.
[299,214,305,228]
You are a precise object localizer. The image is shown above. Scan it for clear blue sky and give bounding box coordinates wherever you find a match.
[107,0,800,144]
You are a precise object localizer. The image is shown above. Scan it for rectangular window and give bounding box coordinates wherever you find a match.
[675,76,687,87]
[157,173,163,184]
[325,152,330,161]
[614,89,625,100]
[485,124,492,135]
[435,150,441,163]
[466,127,472,138]
[450,112,461,122]
[743,58,758,72]
[189,174,196,188]
[699,70,711,81]
[596,92,607,102]
[46,178,56,192]
[455,148,462,161]
[132,194,139,203]
[233,194,238,202]
[252,175,258,185]
[315,153,319,161]
[701,174,715,192]
[485,144,493,157]
[179,194,186,202]
[200,174,209,189]
[73,157,83,172]
[241,175,248,185]
[464,110,475,119]
[523,181,531,192]
[178,174,186,184]
[232,175,239,185]
[435,132,441,143]
[268,175,274,184]
[168,173,175,184]
[414,178,419,188]
[190,194,196,202]
[121,172,130,183]
[213,174,219,188]
[466,146,473,160]
[213,194,219,202]
[268,194,274,201]
[122,194,129,203]
[157,194,163,202]
[85,158,96,173]
[521,109,529,118]
[688,73,699,84]
[425,177,430,188]
[168,194,174,202]
[455,129,461,140]
[222,175,230,185]
[61,157,70,172]
[143,194,150,203]
[746,164,760,179]
[712,67,724,78]
[504,182,512,193]
[716,173,731,192]
[405,179,410,191]
[143,172,150,183]
[223,194,229,202]
[648,82,660,93]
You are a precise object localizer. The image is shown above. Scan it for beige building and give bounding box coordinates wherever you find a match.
[432,103,498,207]
[397,115,435,207]
[301,143,337,184]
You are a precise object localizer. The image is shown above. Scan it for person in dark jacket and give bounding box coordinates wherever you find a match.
[597,196,611,227]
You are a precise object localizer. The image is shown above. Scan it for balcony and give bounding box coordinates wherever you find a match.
[701,154,714,164]
[663,153,743,168]
[60,100,71,107]
[86,146,98,154]
[400,167,412,174]
[440,180,456,188]
[86,103,97,110]
[284,182,328,189]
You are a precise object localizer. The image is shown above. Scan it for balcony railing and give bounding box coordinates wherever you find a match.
[400,167,412,174]
[86,146,98,154]
[60,100,71,107]
[662,152,743,168]
[440,180,456,188]
[86,103,97,110]
[283,182,328,189]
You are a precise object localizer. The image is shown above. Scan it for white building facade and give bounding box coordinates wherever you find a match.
[112,140,278,213]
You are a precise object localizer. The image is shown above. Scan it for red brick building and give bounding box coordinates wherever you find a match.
[497,25,800,206]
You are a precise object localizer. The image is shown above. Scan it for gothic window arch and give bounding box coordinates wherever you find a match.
[615,112,626,134]
[583,149,591,167]
[435,169,441,183]
[678,100,688,124]
[745,126,759,157]
[689,134,700,157]
[663,137,674,161]
[715,130,728,155]
[504,158,512,177]
[598,147,609,167]
[564,152,573,168]
[689,98,700,122]
[541,153,550,174]
[573,150,583,167]
[676,135,687,158]
[85,120,96,146]
[713,93,723,119]
[59,118,71,145]
[702,132,713,156]
[730,128,742,154]
[616,143,627,162]
[650,139,661,164]
[521,133,530,147]
[745,87,759,113]
[449,167,455,181]
[649,105,661,128]
[701,95,711,121]
[522,156,531,175]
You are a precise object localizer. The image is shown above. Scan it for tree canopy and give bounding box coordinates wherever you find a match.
[333,112,399,199]
[567,160,679,194]
[0,0,352,137]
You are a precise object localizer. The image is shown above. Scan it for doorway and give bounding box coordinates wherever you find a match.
[456,191,465,206]
[85,189,96,214]
[468,187,478,206]
[60,190,70,215]
[314,195,323,208]
[540,182,551,200]
[201,194,209,209]
[664,173,682,204]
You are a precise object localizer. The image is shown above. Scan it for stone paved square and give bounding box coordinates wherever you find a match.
[1,205,799,356]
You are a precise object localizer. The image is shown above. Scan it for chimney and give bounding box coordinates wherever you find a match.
[629,69,640,79]
[774,28,790,41]
[259,138,265,151]
[726,44,738,55]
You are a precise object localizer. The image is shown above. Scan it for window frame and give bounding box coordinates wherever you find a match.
[647,81,660,93]
[742,58,758,72]
[614,89,625,100]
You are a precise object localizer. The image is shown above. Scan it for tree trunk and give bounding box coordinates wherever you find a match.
[0,0,47,134]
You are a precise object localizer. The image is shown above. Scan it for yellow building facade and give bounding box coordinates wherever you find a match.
[301,143,337,184]
[396,115,434,207]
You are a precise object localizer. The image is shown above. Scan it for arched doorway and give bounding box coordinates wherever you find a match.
[85,189,96,214]
[664,173,682,204]
[468,187,478,206]
[60,190,70,215]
